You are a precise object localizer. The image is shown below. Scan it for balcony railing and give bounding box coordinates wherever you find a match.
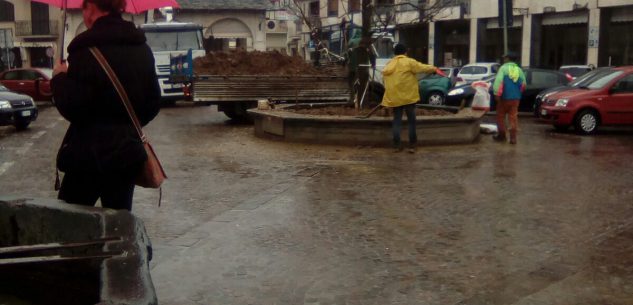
[15,20,59,37]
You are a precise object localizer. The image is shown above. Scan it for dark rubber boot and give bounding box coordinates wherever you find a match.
[493,132,506,142]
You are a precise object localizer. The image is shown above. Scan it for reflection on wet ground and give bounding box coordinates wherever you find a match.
[133,108,633,305]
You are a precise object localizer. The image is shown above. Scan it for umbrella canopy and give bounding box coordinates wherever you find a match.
[32,0,179,14]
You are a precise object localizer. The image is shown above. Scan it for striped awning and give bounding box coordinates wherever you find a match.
[542,11,588,26]
[486,18,523,29]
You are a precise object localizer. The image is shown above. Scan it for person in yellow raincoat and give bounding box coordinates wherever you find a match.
[381,43,437,153]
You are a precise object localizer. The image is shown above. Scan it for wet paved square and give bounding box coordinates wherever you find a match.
[3,105,631,305]
[142,108,633,305]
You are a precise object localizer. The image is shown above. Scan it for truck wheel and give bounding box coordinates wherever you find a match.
[223,102,255,122]
[223,109,241,120]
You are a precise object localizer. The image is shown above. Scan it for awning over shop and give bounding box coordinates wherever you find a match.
[266,33,286,48]
[13,41,56,48]
[486,18,523,29]
[208,19,252,39]
[542,11,588,26]
[611,6,633,23]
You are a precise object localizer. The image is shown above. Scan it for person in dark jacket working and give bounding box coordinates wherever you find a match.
[51,0,160,210]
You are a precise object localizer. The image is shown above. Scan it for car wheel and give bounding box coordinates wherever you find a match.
[553,124,569,132]
[14,121,31,131]
[427,92,445,106]
[574,109,599,135]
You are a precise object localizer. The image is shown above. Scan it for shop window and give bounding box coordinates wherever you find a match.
[328,0,338,17]
[0,0,15,21]
[349,0,360,12]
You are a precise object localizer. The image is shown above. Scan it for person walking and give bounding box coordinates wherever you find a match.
[381,43,437,153]
[51,0,160,210]
[492,52,526,144]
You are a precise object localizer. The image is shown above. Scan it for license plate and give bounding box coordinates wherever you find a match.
[21,110,31,117]
[541,109,547,116]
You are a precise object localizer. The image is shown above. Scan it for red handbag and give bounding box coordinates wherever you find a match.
[90,47,166,188]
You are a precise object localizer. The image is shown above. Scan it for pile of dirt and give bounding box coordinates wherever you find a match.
[278,105,454,117]
[194,50,329,76]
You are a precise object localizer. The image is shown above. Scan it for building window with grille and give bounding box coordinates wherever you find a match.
[349,0,360,12]
[0,0,15,22]
[309,1,320,17]
[328,0,338,17]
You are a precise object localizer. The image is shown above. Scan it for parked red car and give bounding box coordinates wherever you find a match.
[0,68,53,102]
[540,66,633,134]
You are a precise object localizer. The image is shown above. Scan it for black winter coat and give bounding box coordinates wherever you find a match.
[52,14,160,173]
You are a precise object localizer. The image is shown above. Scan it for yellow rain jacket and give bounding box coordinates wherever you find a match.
[381,55,437,108]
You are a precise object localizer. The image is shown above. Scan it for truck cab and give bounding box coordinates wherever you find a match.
[140,22,205,103]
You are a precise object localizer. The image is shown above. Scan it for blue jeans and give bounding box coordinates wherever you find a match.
[392,103,417,147]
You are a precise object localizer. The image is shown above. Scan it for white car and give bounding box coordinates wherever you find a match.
[455,62,500,86]
[559,65,594,79]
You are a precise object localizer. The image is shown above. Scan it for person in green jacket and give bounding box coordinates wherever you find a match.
[381,43,437,153]
[492,52,526,144]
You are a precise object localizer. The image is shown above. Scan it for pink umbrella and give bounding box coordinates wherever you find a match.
[32,0,179,59]
[33,0,179,14]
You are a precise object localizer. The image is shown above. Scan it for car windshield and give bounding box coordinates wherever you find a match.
[39,69,53,79]
[417,73,434,80]
[560,67,590,77]
[144,29,202,52]
[570,68,611,87]
[460,66,487,74]
[584,71,624,89]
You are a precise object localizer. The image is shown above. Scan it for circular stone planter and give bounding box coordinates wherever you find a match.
[248,104,486,147]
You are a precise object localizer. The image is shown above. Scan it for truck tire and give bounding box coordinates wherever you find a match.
[221,102,256,122]
[222,109,242,120]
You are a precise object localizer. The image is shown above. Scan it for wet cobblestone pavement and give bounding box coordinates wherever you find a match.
[2,105,633,305]
[142,107,633,305]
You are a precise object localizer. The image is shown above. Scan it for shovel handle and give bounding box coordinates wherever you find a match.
[364,104,383,118]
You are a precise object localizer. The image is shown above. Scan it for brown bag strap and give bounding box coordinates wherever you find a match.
[89,47,146,143]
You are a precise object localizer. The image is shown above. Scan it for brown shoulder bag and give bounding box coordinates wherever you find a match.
[89,47,166,188]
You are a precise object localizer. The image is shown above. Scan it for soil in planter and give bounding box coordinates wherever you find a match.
[194,50,334,76]
[278,106,454,117]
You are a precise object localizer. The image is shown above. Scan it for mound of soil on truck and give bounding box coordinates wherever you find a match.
[194,50,331,76]
[277,105,454,117]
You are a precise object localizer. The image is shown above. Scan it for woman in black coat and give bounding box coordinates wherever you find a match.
[52,0,160,210]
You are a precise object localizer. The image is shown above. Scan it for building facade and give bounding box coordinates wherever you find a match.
[306,0,633,68]
[0,0,62,70]
[1,0,304,71]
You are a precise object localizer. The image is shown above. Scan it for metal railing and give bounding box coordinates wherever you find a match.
[15,20,59,36]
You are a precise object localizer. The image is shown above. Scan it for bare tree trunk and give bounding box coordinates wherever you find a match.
[362,0,371,40]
